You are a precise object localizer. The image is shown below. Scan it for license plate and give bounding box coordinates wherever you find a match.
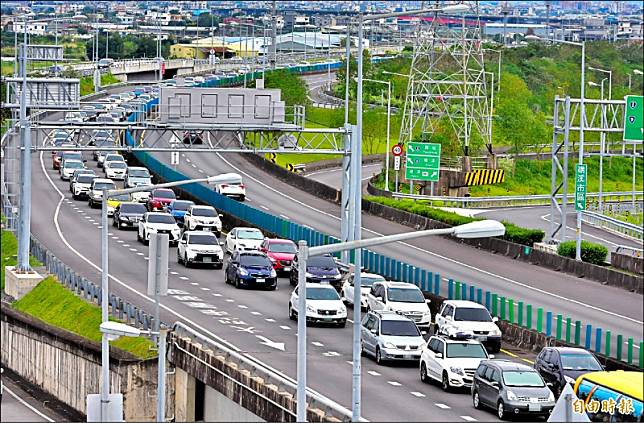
[477,336,487,342]
[404,354,413,360]
[283,266,291,272]
[256,278,265,283]
[203,257,212,263]
[323,317,333,321]
[528,404,541,412]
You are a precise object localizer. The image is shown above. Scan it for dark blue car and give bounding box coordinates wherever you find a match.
[165,200,195,225]
[225,251,277,290]
[289,253,343,290]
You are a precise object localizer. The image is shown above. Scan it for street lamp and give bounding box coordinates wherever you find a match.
[98,174,239,422]
[363,78,391,191]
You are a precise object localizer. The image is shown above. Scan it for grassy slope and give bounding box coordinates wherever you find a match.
[80,73,121,96]
[1,229,41,290]
[13,278,156,359]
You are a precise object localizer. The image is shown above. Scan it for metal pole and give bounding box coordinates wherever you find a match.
[304,25,307,61]
[296,240,308,422]
[599,84,605,212]
[344,23,351,125]
[54,19,59,77]
[106,30,109,59]
[271,0,277,69]
[633,143,637,209]
[575,42,585,261]
[340,128,352,264]
[561,96,571,243]
[156,328,167,423]
[549,96,560,242]
[100,190,110,421]
[385,81,391,191]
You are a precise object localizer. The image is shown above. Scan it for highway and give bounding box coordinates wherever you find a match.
[1,377,59,422]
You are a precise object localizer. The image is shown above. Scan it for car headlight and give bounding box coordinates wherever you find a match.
[269,257,276,263]
[237,268,248,276]
[306,305,316,313]
[449,366,465,376]
[120,216,129,221]
[384,342,396,349]
[491,328,502,336]
[340,305,346,314]
[507,390,518,401]
[305,272,315,278]
[564,375,576,385]
[270,269,277,278]
[148,227,157,233]
[333,273,342,279]
[548,391,555,402]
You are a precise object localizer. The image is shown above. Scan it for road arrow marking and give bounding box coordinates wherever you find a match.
[256,335,285,351]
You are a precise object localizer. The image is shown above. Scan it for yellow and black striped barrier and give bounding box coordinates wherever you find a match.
[267,152,277,164]
[464,169,505,186]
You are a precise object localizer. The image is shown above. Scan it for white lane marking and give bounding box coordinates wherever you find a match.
[212,293,222,297]
[226,299,235,303]
[178,276,188,280]
[190,282,199,285]
[76,210,84,213]
[198,169,204,173]
[191,163,197,168]
[3,386,55,422]
[367,370,381,376]
[280,214,290,220]
[122,244,130,247]
[279,325,291,330]
[167,289,189,295]
[435,403,451,409]
[322,351,341,357]
[215,154,644,326]
[307,162,381,177]
[238,304,248,309]
[410,391,426,398]
[200,287,211,291]
[117,240,124,243]
[387,381,402,386]
[137,252,144,256]
[129,248,137,252]
[312,341,324,347]
[170,271,179,275]
[251,311,262,315]
[540,213,622,246]
[111,236,119,240]
[460,417,477,422]
[172,295,202,301]
[94,223,100,226]
[260,205,270,211]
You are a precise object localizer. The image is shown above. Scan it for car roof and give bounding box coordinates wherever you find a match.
[548,347,594,354]
[119,202,144,207]
[146,211,172,216]
[235,227,261,231]
[372,310,414,321]
[380,281,419,289]
[484,359,535,371]
[432,335,483,345]
[352,272,385,278]
[93,178,114,183]
[444,300,487,309]
[153,188,174,192]
[127,166,147,171]
[186,230,216,236]
[238,251,267,257]
[267,238,295,244]
[191,205,214,209]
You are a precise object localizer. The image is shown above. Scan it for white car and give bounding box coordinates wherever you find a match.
[435,300,502,353]
[214,173,245,200]
[137,212,181,245]
[71,173,97,199]
[225,227,264,253]
[289,283,347,327]
[420,334,492,391]
[64,111,84,132]
[88,178,116,208]
[341,272,386,309]
[104,161,127,180]
[60,159,86,180]
[103,153,125,168]
[183,205,223,236]
[366,281,432,332]
[124,166,152,188]
[177,231,224,268]
[131,186,152,203]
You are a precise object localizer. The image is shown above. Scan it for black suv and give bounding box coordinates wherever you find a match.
[534,347,603,397]
[289,253,342,290]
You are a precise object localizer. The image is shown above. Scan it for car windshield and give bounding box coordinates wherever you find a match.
[307,256,337,269]
[120,203,146,213]
[66,161,84,168]
[77,175,96,184]
[454,307,492,322]
[357,276,385,287]
[147,214,176,224]
[94,182,115,191]
[106,155,124,161]
[171,201,193,211]
[63,153,82,160]
[108,162,127,169]
[380,320,421,337]
[154,190,175,199]
[446,343,488,358]
[306,287,340,300]
[193,208,216,217]
[238,229,263,240]
[111,193,130,201]
[268,242,297,253]
[240,254,270,267]
[189,234,218,245]
[560,353,602,371]
[387,287,425,303]
[129,169,149,178]
[502,371,545,387]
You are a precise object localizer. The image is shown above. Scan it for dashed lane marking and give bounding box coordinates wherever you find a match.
[129,248,137,252]
[460,417,477,422]
[312,341,324,347]
[190,282,199,285]
[279,325,291,330]
[117,240,124,243]
[122,244,130,247]
[178,276,188,280]
[137,252,144,256]
[410,392,426,398]
[280,214,290,220]
[226,299,235,302]
[387,381,402,386]
[265,318,276,322]
[200,287,211,291]
[260,205,270,211]
[212,293,222,297]
[251,311,262,316]
[367,370,381,376]
[435,404,450,409]
[238,305,248,309]
[170,271,179,275]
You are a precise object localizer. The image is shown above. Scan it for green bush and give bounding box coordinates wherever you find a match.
[557,240,608,265]
[365,196,545,246]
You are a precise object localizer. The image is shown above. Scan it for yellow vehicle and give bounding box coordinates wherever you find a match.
[107,193,131,216]
[574,370,643,422]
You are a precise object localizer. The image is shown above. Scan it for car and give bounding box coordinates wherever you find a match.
[360,310,425,364]
[112,202,147,230]
[471,360,555,420]
[289,283,346,326]
[123,166,151,188]
[183,205,223,235]
[98,58,114,68]
[289,253,343,289]
[93,102,111,113]
[214,173,245,200]
[71,174,97,200]
[165,200,195,226]
[259,238,297,274]
[435,300,502,353]
[137,212,181,245]
[193,76,205,84]
[104,161,127,180]
[534,347,604,398]
[69,169,95,192]
[81,105,99,121]
[341,272,386,309]
[147,188,176,211]
[103,153,125,168]
[131,184,153,203]
[52,148,75,170]
[60,159,86,180]
[182,130,204,144]
[64,111,84,126]
[96,149,116,167]
[225,227,264,254]
[57,151,83,170]
[107,94,123,104]
[366,281,432,332]
[133,87,145,97]
[225,250,277,289]
[88,178,116,208]
[97,113,118,123]
[178,231,224,268]
[106,193,130,216]
[420,334,492,391]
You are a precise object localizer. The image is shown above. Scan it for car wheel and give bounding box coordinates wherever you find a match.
[376,347,384,365]
[442,371,451,392]
[184,253,190,268]
[289,304,296,321]
[473,391,481,409]
[239,195,245,202]
[88,199,93,208]
[337,320,346,328]
[420,363,430,383]
[235,276,241,289]
[143,232,149,246]
[137,231,142,242]
[497,400,506,421]
[360,341,366,356]
[177,251,183,264]
[289,275,296,286]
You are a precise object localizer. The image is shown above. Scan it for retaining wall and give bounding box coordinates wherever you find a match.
[611,252,643,275]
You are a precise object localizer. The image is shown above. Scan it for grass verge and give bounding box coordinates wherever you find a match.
[80,73,121,96]
[1,228,41,290]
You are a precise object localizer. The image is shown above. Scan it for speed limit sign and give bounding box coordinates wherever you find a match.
[392,144,403,156]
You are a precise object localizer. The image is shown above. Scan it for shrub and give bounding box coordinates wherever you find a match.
[557,240,608,265]
[502,222,545,245]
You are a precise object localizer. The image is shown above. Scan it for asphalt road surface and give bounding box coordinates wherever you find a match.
[0,377,58,422]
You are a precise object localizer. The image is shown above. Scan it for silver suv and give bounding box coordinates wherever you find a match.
[360,310,425,365]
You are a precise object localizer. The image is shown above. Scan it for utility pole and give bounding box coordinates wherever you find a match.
[546,3,551,42]
[502,1,508,46]
[17,19,32,272]
[270,0,277,69]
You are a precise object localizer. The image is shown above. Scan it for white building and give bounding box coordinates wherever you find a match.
[12,21,48,35]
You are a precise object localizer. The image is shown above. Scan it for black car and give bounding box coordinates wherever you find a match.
[289,253,343,290]
[534,347,604,397]
[113,202,147,230]
[224,251,277,290]
[183,130,204,144]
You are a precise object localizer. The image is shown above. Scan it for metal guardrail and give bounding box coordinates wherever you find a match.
[581,210,643,241]
[390,191,644,209]
[615,245,643,258]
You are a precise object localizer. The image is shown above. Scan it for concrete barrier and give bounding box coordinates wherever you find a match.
[611,251,643,275]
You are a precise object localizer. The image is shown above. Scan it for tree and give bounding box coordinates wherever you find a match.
[197,12,219,28]
[336,49,372,100]
[362,109,387,154]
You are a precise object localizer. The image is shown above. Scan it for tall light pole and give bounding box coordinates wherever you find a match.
[363,78,391,191]
[588,79,607,212]
[629,69,643,91]
[17,18,32,272]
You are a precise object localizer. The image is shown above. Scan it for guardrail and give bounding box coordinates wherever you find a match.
[581,210,643,241]
[390,191,644,208]
[615,245,643,258]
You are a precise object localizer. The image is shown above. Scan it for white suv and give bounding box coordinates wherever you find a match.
[435,300,502,353]
[341,272,386,310]
[104,161,127,180]
[88,178,116,208]
[137,212,181,245]
[225,227,264,253]
[177,231,224,268]
[366,281,432,332]
[420,334,492,391]
[183,205,223,236]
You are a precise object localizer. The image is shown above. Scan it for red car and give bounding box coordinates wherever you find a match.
[259,238,297,274]
[146,188,176,211]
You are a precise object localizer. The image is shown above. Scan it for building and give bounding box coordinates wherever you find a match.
[11,21,48,35]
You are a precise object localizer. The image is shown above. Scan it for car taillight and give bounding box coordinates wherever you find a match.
[239,184,245,189]
[220,184,228,188]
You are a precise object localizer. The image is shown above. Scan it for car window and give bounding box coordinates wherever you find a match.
[477,365,487,378]
[120,203,146,213]
[153,190,175,199]
[386,287,424,303]
[542,349,552,364]
[188,234,218,245]
[559,353,602,371]
[492,370,502,384]
[231,251,239,262]
[484,367,495,382]
[435,339,445,355]
[380,320,421,337]
[454,307,492,322]
[239,254,271,267]
[192,207,216,217]
[502,371,544,387]
[306,287,340,300]
[446,343,488,358]
[307,255,337,268]
[441,305,452,317]
[237,229,264,240]
[147,214,176,224]
[268,242,297,254]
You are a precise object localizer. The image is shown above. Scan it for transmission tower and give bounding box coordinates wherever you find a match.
[398,2,492,163]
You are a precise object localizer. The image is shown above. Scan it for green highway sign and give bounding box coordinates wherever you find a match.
[623,95,643,142]
[575,164,587,211]
[405,142,441,182]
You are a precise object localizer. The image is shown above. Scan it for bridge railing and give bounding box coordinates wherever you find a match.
[581,210,643,240]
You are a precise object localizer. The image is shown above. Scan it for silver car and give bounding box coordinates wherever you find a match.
[360,310,425,365]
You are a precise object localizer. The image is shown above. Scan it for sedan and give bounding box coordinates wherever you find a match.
[112,202,147,230]
[259,238,297,274]
[224,251,277,290]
